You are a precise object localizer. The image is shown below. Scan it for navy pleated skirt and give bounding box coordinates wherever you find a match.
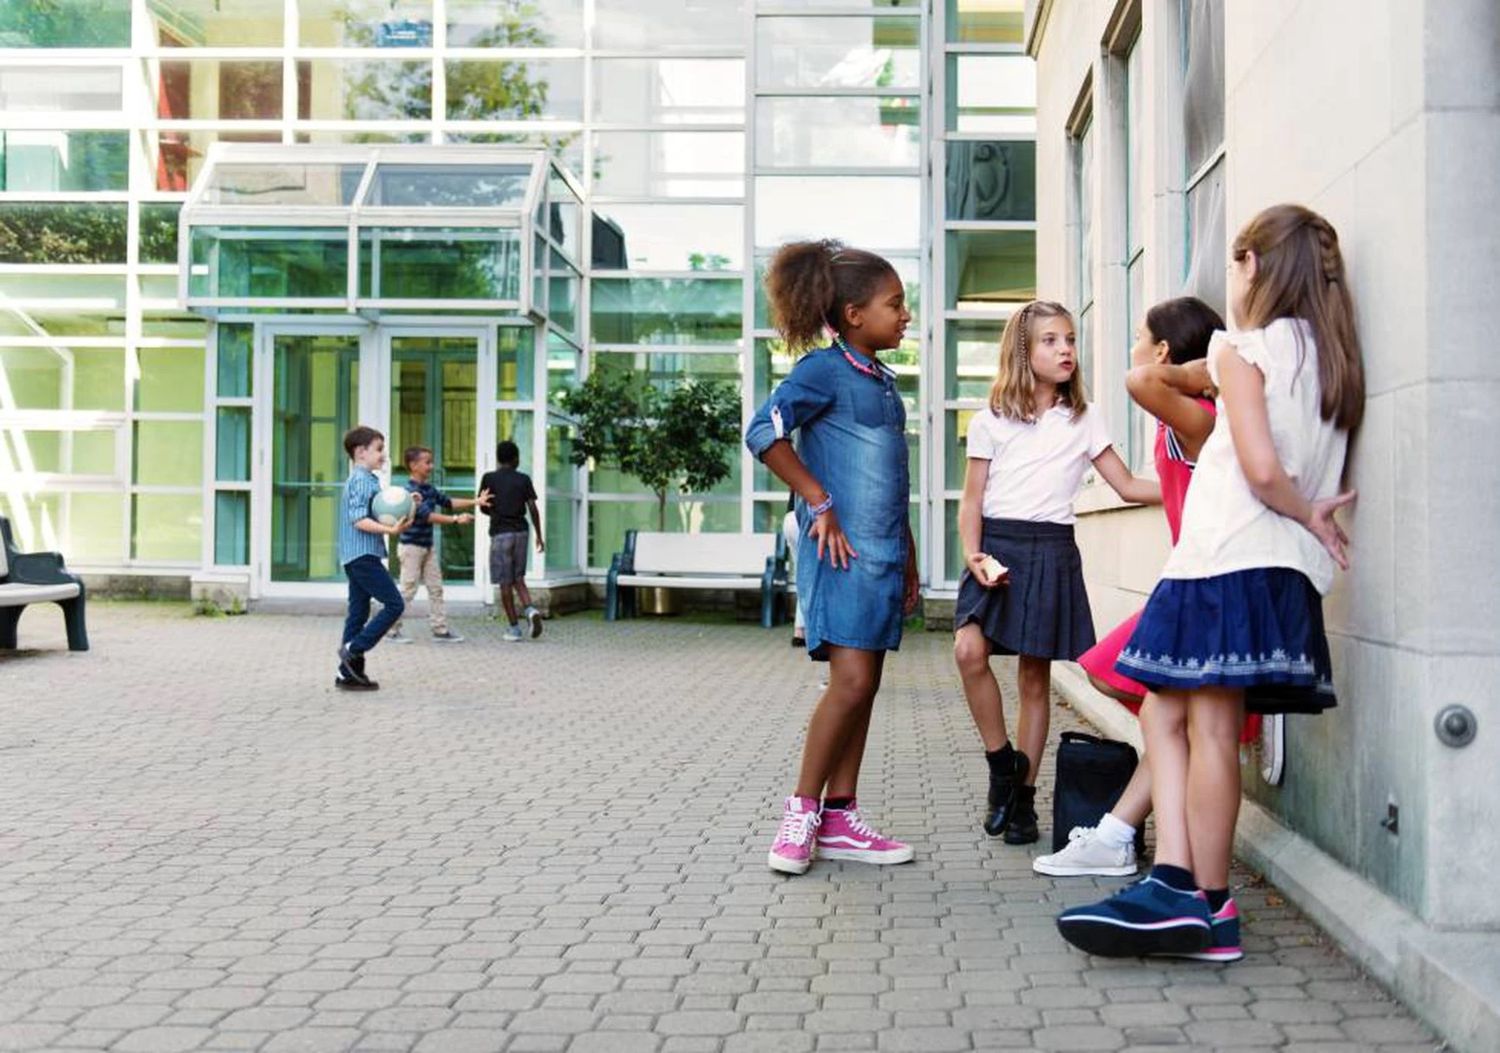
[954,518,1096,660]
[1115,567,1336,715]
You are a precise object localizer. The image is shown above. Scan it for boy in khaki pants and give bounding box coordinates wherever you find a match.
[388,446,490,643]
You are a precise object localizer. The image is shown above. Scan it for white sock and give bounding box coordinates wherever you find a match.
[1095,812,1136,848]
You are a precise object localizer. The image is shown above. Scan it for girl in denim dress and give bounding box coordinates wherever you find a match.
[745,240,919,876]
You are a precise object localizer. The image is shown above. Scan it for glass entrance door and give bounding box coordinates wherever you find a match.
[267,331,363,583]
[386,334,481,584]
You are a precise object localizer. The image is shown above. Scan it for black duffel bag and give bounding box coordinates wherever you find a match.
[1052,731,1147,854]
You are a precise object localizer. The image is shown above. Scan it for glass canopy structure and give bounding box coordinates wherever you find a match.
[180,145,582,319]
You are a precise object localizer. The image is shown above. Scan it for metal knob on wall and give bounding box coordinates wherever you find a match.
[1434,705,1477,748]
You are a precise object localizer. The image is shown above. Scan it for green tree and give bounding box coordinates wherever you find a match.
[1,0,130,47]
[557,371,741,531]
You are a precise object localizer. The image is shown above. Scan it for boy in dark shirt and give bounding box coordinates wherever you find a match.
[478,440,545,641]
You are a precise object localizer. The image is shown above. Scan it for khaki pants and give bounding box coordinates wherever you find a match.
[394,543,445,634]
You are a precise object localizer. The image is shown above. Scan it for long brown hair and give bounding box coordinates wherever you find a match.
[989,300,1088,422]
[1232,204,1365,431]
[764,239,898,352]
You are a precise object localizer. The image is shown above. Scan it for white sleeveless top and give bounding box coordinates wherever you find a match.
[1162,319,1349,595]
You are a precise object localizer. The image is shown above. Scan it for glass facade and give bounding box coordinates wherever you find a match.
[0,0,1035,597]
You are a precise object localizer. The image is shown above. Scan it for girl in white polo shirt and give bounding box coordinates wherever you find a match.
[954,300,1160,845]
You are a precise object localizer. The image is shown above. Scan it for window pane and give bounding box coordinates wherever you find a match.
[132,493,202,562]
[757,98,919,168]
[945,317,1005,399]
[1184,158,1225,314]
[203,162,365,206]
[0,203,126,264]
[548,255,580,337]
[359,228,523,301]
[545,496,578,571]
[1,2,131,47]
[494,409,534,473]
[946,230,1036,309]
[1,428,115,476]
[1126,40,1146,256]
[593,349,742,391]
[189,228,349,300]
[1076,121,1094,308]
[587,498,740,567]
[947,54,1036,133]
[945,140,1035,221]
[152,0,285,47]
[591,204,744,271]
[1183,0,1225,175]
[133,421,204,487]
[298,0,434,46]
[0,346,125,411]
[217,323,253,398]
[150,129,281,193]
[155,60,283,120]
[445,60,583,122]
[944,408,981,489]
[0,131,127,192]
[497,327,533,401]
[216,407,251,482]
[594,0,747,49]
[592,58,744,125]
[591,278,742,345]
[757,17,920,89]
[546,335,580,408]
[67,492,125,564]
[448,0,582,47]
[298,60,432,121]
[140,203,181,264]
[215,490,250,565]
[755,176,919,250]
[136,347,205,412]
[0,66,123,111]
[592,131,744,199]
[947,0,1024,44]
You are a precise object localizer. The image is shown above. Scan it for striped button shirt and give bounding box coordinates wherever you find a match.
[339,466,387,566]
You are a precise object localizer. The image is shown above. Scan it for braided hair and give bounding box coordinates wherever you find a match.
[1232,204,1365,431]
[989,300,1088,423]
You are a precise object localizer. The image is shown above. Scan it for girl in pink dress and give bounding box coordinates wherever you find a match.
[1033,297,1257,877]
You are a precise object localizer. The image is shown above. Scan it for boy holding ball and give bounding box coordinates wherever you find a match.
[336,426,411,691]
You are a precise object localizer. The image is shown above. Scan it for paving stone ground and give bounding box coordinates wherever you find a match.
[0,603,1439,1052]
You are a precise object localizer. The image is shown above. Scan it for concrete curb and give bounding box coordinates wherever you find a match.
[1050,662,1500,1053]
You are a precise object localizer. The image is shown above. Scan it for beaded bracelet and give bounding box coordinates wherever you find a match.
[809,493,835,517]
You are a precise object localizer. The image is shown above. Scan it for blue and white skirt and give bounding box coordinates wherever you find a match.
[1115,567,1336,715]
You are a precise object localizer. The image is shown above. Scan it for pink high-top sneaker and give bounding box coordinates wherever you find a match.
[768,795,821,875]
[816,801,915,865]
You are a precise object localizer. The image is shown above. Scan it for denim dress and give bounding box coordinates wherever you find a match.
[746,344,909,659]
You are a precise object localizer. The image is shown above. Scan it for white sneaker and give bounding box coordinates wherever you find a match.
[502,624,523,642]
[386,629,413,645]
[1032,826,1138,877]
[525,605,543,639]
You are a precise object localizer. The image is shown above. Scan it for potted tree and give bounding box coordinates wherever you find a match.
[557,370,741,613]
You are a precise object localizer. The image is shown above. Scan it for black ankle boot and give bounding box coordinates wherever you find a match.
[1003,784,1039,845]
[983,745,1030,837]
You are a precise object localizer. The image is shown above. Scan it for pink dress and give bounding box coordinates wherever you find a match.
[1075,404,1262,742]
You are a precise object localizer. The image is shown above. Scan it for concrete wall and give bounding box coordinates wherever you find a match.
[1029,0,1500,928]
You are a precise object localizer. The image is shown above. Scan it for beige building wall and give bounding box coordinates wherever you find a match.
[1027,0,1500,929]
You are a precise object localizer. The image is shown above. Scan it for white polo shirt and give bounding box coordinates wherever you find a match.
[965,402,1113,524]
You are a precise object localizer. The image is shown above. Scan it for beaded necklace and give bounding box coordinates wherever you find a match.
[832,333,884,380]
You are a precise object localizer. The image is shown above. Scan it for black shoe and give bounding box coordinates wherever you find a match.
[338,644,374,687]
[790,635,806,648]
[1002,785,1039,845]
[983,744,1030,837]
[335,674,379,691]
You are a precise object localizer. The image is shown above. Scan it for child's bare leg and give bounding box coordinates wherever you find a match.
[794,646,880,800]
[1108,757,1152,829]
[954,624,1009,751]
[500,583,518,624]
[1185,686,1245,891]
[514,580,533,609]
[1015,655,1052,786]
[824,652,884,799]
[1141,690,1191,871]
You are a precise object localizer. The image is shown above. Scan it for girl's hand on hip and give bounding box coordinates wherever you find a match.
[810,508,858,570]
[966,552,1009,588]
[1305,490,1355,570]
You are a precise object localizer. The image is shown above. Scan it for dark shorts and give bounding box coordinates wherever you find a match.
[489,531,529,586]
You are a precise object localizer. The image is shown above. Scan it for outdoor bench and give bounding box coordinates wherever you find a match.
[605,529,788,628]
[0,515,90,652]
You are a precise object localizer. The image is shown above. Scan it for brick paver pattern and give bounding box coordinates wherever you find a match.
[0,605,1437,1052]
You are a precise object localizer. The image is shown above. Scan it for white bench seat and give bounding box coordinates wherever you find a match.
[605,530,789,627]
[0,582,83,605]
